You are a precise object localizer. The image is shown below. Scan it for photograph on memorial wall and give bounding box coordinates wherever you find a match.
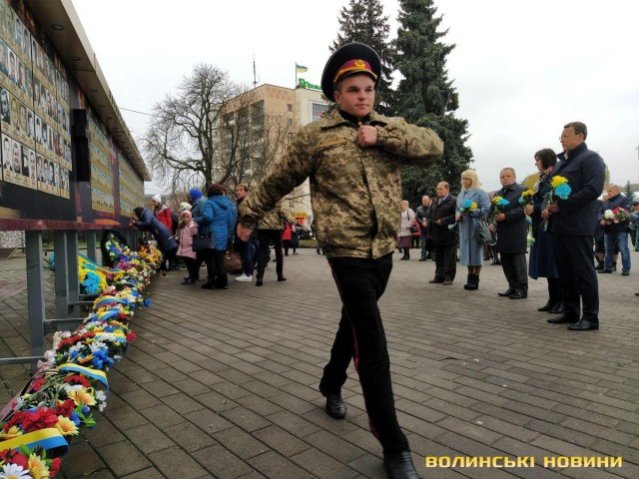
[0,0,146,230]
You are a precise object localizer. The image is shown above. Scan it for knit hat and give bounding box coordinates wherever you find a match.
[151,194,161,203]
[188,188,203,202]
[179,202,192,212]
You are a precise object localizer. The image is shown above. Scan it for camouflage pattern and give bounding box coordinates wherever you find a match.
[257,200,290,230]
[239,109,444,259]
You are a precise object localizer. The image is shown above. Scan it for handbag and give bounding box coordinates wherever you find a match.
[192,231,215,252]
[475,218,496,246]
[224,250,242,274]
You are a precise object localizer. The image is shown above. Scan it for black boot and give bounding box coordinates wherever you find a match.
[548,301,564,314]
[384,451,420,479]
[466,274,479,290]
[463,273,472,290]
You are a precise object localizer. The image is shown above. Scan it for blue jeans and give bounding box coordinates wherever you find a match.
[604,231,631,271]
[236,237,256,276]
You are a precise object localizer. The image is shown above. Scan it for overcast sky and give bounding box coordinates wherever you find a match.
[70,0,639,194]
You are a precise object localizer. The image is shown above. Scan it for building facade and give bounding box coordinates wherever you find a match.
[220,80,328,226]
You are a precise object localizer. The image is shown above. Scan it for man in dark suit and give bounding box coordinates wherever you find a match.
[493,168,528,299]
[544,121,605,331]
[429,182,458,284]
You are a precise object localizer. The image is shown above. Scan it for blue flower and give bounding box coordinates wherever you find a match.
[462,199,472,208]
[554,183,572,200]
[71,411,82,426]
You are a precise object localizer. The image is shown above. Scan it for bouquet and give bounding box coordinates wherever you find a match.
[547,175,572,203]
[603,207,630,225]
[458,199,478,216]
[518,189,535,206]
[491,195,510,214]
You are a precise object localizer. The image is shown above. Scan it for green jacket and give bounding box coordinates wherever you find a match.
[239,109,443,259]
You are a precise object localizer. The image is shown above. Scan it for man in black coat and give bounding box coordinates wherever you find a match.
[493,168,528,299]
[544,121,605,331]
[415,195,433,261]
[428,182,458,284]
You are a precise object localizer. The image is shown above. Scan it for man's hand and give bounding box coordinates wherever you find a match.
[523,204,534,216]
[236,223,253,242]
[489,224,497,233]
[357,125,378,147]
[541,209,550,220]
[548,203,559,213]
[495,212,506,222]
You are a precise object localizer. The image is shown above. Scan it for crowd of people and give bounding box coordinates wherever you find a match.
[126,41,637,479]
[399,121,639,333]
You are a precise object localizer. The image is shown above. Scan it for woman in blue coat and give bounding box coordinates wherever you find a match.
[193,183,237,289]
[456,169,491,290]
[132,207,178,273]
[525,148,562,313]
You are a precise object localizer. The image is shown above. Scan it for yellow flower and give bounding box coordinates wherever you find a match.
[0,425,22,439]
[55,415,79,436]
[492,196,503,205]
[470,201,477,210]
[68,387,97,407]
[28,453,50,479]
[551,175,568,188]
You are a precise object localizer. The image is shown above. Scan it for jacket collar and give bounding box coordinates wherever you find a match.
[320,108,388,129]
[558,142,588,163]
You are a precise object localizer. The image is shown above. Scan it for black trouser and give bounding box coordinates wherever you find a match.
[433,243,457,280]
[319,254,409,454]
[160,247,178,272]
[201,249,227,287]
[547,277,562,303]
[182,257,198,281]
[500,252,528,292]
[552,234,599,320]
[256,229,284,280]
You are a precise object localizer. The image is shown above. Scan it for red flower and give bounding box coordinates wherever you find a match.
[126,331,137,342]
[30,377,46,392]
[0,450,29,468]
[54,399,76,417]
[63,374,91,388]
[49,457,62,477]
[8,408,59,432]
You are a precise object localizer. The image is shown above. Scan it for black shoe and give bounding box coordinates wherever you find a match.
[325,394,346,419]
[442,278,453,285]
[595,262,604,271]
[383,451,419,479]
[568,318,599,331]
[622,269,630,276]
[537,300,554,312]
[419,258,427,262]
[429,278,444,284]
[635,292,639,296]
[256,278,263,287]
[400,256,410,261]
[547,314,578,324]
[498,288,515,297]
[598,269,613,274]
[181,278,195,285]
[215,284,228,289]
[277,276,287,282]
[508,290,527,299]
[548,302,564,314]
[201,282,215,289]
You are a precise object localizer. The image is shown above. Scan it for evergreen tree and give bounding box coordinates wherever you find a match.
[331,0,395,114]
[393,0,473,204]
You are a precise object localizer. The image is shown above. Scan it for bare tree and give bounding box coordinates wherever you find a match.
[143,64,245,190]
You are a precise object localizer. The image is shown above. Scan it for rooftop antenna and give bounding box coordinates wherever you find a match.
[252,55,257,88]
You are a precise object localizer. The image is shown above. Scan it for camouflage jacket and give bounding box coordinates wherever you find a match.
[239,109,443,259]
[257,201,290,230]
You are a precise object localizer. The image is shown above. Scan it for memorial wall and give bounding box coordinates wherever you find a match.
[0,0,146,231]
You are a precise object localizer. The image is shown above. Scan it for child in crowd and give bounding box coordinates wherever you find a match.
[176,209,198,284]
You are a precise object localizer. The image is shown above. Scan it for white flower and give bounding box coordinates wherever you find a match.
[604,209,615,219]
[95,389,108,411]
[0,463,33,479]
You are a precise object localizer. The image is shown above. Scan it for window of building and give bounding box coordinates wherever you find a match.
[311,102,329,122]
[287,103,293,112]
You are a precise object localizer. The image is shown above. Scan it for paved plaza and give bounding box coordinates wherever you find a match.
[1,248,638,479]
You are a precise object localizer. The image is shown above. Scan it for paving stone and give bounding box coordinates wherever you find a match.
[249,450,315,479]
[163,421,216,453]
[252,424,311,458]
[191,443,254,479]
[212,426,270,459]
[148,445,209,478]
[120,467,166,479]
[123,422,175,454]
[99,439,152,476]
